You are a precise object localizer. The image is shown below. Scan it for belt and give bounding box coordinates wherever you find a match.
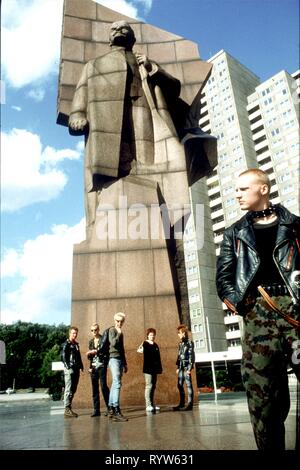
[258,284,289,297]
[258,285,300,329]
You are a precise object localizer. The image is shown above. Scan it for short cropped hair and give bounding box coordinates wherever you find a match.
[69,326,78,333]
[146,328,156,337]
[239,168,271,191]
[114,312,126,322]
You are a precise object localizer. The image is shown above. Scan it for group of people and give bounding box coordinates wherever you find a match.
[63,14,300,450]
[137,324,195,413]
[61,167,299,450]
[61,315,195,423]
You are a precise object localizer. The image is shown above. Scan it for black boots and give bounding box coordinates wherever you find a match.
[173,405,183,411]
[108,406,114,418]
[173,403,193,411]
[64,406,78,418]
[182,403,193,411]
[112,406,128,422]
[91,410,100,417]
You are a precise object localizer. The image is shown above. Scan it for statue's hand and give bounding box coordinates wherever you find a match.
[69,117,88,131]
[135,53,152,72]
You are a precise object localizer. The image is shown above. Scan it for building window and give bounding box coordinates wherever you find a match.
[256,145,269,155]
[228,209,238,220]
[213,215,224,224]
[189,293,200,303]
[282,184,294,195]
[188,279,199,290]
[278,172,291,183]
[285,197,297,207]
[225,197,235,207]
[223,186,234,195]
[211,203,223,212]
[187,252,196,261]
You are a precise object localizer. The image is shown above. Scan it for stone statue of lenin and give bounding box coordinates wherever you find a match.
[68,20,216,239]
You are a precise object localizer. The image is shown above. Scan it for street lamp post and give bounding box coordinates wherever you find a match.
[205,316,218,402]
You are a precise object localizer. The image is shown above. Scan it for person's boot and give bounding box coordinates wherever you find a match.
[91,410,100,417]
[64,406,77,418]
[182,403,193,411]
[70,407,78,417]
[107,406,114,418]
[173,402,185,411]
[112,406,128,422]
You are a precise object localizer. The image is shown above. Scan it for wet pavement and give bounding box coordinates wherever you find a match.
[0,390,298,460]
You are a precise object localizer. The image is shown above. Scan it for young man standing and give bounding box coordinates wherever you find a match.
[216,168,300,450]
[86,323,110,417]
[173,324,195,411]
[107,312,128,422]
[61,326,84,418]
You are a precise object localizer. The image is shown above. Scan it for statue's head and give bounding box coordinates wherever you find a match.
[109,21,136,50]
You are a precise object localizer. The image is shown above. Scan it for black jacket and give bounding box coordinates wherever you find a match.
[142,341,163,375]
[61,340,84,371]
[176,338,195,371]
[216,204,300,313]
[87,336,105,369]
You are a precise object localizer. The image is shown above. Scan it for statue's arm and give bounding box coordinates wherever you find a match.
[69,63,89,134]
[135,53,180,99]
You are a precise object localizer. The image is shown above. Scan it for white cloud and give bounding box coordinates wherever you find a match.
[1,128,82,212]
[132,0,153,15]
[96,0,153,18]
[1,219,86,326]
[11,105,21,112]
[0,249,20,277]
[96,0,138,17]
[1,1,153,89]
[27,88,45,102]
[1,0,63,88]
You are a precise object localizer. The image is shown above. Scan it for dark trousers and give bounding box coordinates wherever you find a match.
[90,365,110,412]
[177,368,194,406]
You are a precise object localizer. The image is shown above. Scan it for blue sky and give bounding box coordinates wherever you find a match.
[1,0,299,326]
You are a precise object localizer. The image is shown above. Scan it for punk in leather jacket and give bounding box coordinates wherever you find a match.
[61,339,84,371]
[216,204,300,314]
[176,337,195,371]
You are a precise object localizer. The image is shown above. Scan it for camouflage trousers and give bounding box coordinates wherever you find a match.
[241,295,300,450]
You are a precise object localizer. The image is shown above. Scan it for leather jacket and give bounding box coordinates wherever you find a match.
[87,336,107,369]
[216,204,300,313]
[61,339,84,371]
[176,337,195,371]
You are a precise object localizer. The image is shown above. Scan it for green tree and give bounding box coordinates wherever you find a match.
[0,321,69,392]
[40,344,64,400]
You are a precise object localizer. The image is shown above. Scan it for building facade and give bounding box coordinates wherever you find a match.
[186,50,300,364]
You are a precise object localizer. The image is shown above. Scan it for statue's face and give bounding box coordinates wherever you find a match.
[109,21,136,48]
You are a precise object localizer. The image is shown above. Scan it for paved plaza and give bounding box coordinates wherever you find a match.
[0,389,298,458]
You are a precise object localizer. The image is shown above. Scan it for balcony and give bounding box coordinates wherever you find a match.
[224,315,242,325]
[212,220,225,231]
[226,330,241,340]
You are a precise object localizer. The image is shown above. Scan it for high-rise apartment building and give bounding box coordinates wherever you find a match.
[247,69,300,216]
[186,50,299,363]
